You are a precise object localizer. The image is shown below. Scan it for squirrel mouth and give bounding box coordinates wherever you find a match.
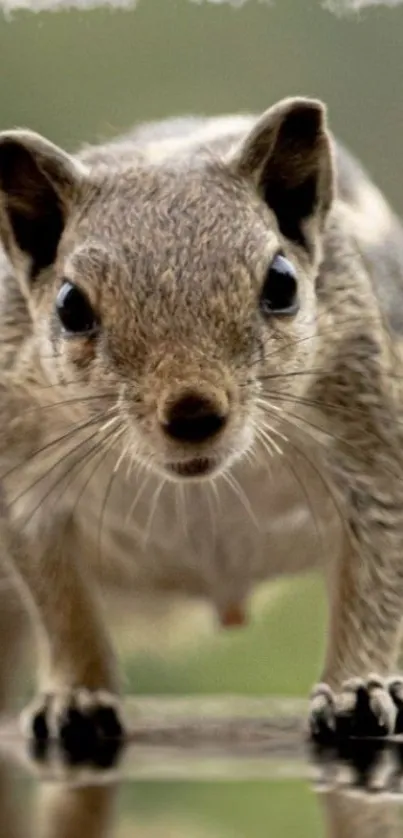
[165,457,217,479]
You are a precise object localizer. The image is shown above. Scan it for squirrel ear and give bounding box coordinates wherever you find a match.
[0,130,87,280]
[232,97,334,250]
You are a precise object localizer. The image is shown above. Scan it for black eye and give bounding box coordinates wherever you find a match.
[260,254,299,317]
[55,281,98,336]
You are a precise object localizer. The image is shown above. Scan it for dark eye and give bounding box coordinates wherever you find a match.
[55,281,98,336]
[260,254,299,317]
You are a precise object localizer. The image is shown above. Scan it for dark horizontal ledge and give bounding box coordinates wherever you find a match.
[3,696,401,787]
[0,696,311,782]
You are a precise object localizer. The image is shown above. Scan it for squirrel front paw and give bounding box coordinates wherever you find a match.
[308,675,403,743]
[21,688,125,754]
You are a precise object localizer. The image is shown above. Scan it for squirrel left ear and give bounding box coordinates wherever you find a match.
[231,97,334,251]
[0,129,88,282]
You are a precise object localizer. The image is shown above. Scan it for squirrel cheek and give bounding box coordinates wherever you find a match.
[65,337,97,370]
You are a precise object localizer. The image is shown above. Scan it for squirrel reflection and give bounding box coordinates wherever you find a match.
[314,740,403,836]
[0,736,122,838]
[320,791,402,838]
[0,758,117,838]
[35,784,117,838]
[1,739,403,837]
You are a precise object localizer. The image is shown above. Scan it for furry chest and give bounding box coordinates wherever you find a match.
[77,446,342,615]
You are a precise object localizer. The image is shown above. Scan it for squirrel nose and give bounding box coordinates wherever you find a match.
[162,391,228,443]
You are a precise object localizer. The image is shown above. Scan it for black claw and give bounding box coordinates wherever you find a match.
[308,735,337,763]
[349,685,378,736]
[331,684,390,740]
[59,708,95,754]
[309,719,336,747]
[28,699,125,770]
[31,711,49,742]
[28,736,49,763]
[89,737,125,769]
[309,678,397,746]
[92,706,124,740]
[334,713,353,740]
[31,707,125,769]
[388,681,403,734]
[394,707,403,735]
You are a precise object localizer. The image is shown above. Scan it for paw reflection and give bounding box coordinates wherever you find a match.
[311,736,403,796]
[28,728,125,771]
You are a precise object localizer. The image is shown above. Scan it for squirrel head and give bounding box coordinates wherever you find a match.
[0,97,334,481]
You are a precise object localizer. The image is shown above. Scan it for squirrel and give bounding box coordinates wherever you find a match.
[0,95,403,746]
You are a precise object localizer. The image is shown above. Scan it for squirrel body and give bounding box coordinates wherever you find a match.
[1,98,403,742]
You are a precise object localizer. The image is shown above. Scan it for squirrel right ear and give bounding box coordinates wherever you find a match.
[0,130,87,281]
[231,97,334,252]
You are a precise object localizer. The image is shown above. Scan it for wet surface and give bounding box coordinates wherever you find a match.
[2,698,403,836]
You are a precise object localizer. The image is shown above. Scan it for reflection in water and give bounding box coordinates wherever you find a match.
[0,739,402,836]
[315,739,403,836]
[0,766,118,838]
[320,792,402,838]
[35,785,117,838]
[0,744,121,838]
[313,738,400,791]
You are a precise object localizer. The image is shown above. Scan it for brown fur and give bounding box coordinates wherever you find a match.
[0,96,403,739]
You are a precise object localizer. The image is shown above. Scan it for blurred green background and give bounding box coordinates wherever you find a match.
[2,3,403,834]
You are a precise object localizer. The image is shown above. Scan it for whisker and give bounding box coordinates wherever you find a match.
[97,430,130,569]
[257,409,350,540]
[205,482,217,553]
[252,303,376,369]
[0,409,113,486]
[257,388,403,438]
[255,423,323,552]
[253,425,278,461]
[35,377,108,391]
[8,416,119,516]
[0,394,118,419]
[56,425,125,526]
[142,478,166,553]
[69,426,126,526]
[208,476,221,518]
[255,420,285,457]
[256,395,402,482]
[220,470,260,530]
[16,421,122,530]
[175,481,190,543]
[112,438,131,474]
[98,414,121,436]
[124,470,153,526]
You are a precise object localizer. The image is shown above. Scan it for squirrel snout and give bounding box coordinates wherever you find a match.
[161,390,229,444]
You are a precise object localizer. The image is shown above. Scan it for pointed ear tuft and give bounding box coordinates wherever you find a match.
[233,97,334,250]
[0,130,87,279]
